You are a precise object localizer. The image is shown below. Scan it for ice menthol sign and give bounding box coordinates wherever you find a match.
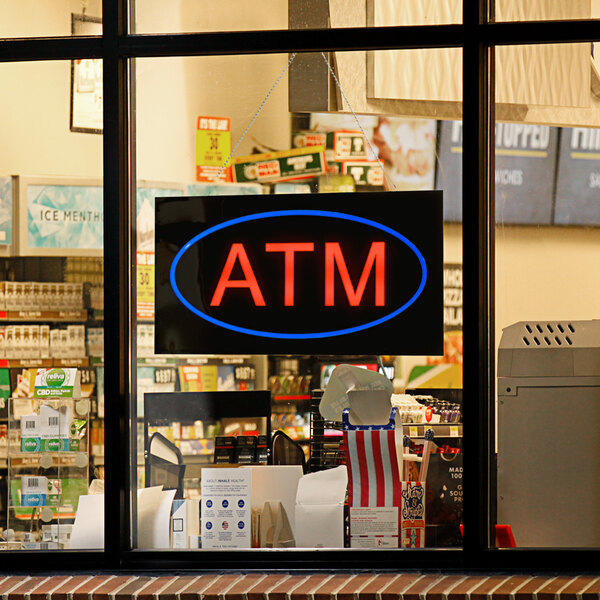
[155,192,443,355]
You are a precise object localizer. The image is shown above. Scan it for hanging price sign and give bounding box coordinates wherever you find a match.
[196,116,231,183]
[137,251,155,320]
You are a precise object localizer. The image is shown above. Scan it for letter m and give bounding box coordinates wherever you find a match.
[324,242,385,306]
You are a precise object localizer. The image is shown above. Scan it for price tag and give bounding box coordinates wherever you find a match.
[136,251,154,320]
[409,426,418,438]
[155,367,177,385]
[450,426,460,437]
[196,116,231,182]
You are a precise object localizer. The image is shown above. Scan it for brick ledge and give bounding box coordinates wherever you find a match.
[0,574,598,600]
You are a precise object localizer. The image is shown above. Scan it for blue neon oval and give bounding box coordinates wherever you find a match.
[170,209,427,340]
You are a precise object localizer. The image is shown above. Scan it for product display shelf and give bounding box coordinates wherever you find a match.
[0,310,88,322]
[7,396,89,549]
[0,358,90,369]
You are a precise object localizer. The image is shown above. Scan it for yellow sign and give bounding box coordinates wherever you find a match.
[196,116,231,182]
[136,251,154,320]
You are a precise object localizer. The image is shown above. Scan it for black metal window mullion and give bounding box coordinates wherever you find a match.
[462,0,494,563]
[103,0,132,568]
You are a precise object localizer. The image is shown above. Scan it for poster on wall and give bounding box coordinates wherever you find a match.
[155,191,443,355]
[370,117,436,191]
[70,14,103,134]
[305,113,436,191]
[554,127,600,225]
[20,177,103,256]
[0,177,13,246]
[436,121,558,224]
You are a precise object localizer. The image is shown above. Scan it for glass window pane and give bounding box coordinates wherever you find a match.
[0,61,104,550]
[0,2,102,38]
[133,48,462,551]
[495,42,600,548]
[493,0,599,22]
[132,0,461,34]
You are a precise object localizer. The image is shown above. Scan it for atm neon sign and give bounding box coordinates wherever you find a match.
[210,240,385,308]
[169,210,427,340]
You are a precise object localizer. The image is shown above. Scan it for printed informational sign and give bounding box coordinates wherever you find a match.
[196,116,232,183]
[178,365,218,392]
[436,121,558,224]
[70,15,103,134]
[0,177,12,245]
[201,468,251,549]
[231,147,327,184]
[554,127,600,225]
[26,184,103,253]
[137,251,155,320]
[136,186,183,319]
[350,506,399,548]
[155,192,443,355]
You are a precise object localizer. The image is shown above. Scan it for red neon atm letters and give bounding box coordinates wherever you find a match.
[210,241,385,307]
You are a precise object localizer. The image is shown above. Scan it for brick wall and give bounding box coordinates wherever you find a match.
[0,574,598,600]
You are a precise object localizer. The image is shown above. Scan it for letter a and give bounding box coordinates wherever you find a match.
[210,243,266,306]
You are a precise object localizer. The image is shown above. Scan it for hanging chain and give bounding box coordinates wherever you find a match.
[216,50,394,190]
[320,51,396,190]
[216,52,297,182]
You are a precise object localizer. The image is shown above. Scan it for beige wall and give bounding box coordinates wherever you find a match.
[496,225,600,341]
[133,3,291,182]
[0,1,103,178]
[135,53,293,183]
[0,1,291,184]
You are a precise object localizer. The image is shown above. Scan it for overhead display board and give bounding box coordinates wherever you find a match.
[436,121,559,224]
[155,192,443,355]
[554,127,600,226]
[18,177,103,257]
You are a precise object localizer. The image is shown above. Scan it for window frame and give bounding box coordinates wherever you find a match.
[0,0,599,571]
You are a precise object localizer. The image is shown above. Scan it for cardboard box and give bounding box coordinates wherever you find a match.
[234,435,257,464]
[171,498,200,549]
[231,147,327,184]
[21,413,40,452]
[401,481,426,548]
[21,475,47,506]
[214,436,236,463]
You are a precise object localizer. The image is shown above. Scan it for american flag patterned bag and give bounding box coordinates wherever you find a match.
[343,406,425,548]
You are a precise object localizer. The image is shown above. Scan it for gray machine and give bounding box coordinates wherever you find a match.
[498,319,600,547]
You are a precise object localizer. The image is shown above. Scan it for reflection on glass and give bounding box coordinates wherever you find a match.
[133,0,461,35]
[0,1,102,38]
[0,62,103,550]
[493,0,597,22]
[133,50,463,550]
[495,43,600,548]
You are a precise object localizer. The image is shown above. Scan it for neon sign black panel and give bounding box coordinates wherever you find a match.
[155,192,443,355]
